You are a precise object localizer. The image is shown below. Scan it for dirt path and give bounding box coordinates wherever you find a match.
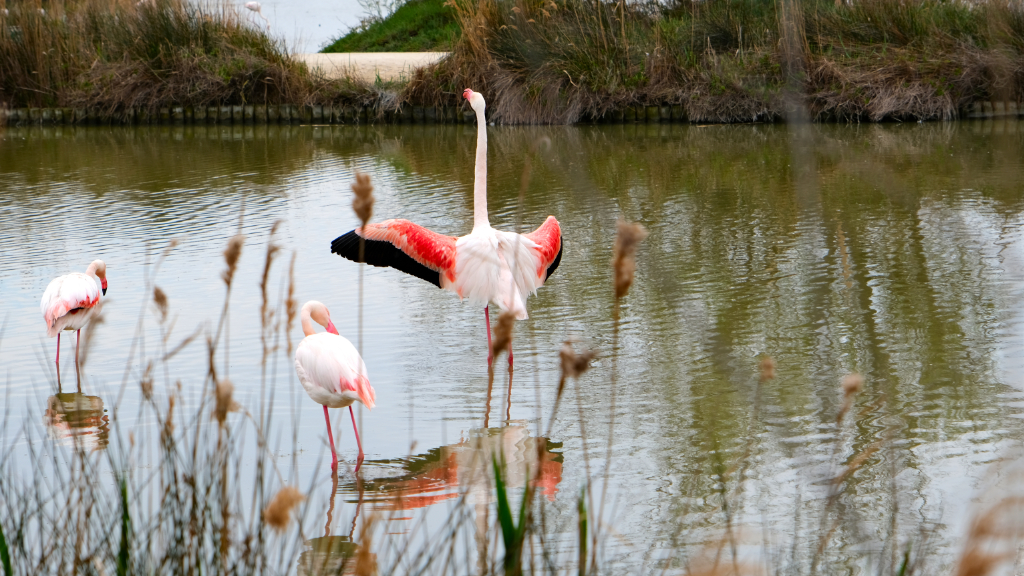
[295,53,449,83]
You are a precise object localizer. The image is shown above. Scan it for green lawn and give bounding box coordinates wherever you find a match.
[322,0,458,53]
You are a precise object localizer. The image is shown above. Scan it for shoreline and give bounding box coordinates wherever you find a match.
[1,99,1021,127]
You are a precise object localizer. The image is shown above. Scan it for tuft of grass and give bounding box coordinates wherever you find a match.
[116,476,131,576]
[322,0,458,53]
[0,0,379,111]
[493,453,529,576]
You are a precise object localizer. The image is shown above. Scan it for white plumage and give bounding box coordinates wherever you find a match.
[294,300,375,471]
[451,227,547,320]
[295,333,375,409]
[40,260,108,380]
[41,272,102,337]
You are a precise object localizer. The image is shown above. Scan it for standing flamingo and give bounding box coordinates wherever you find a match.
[41,260,108,381]
[331,89,562,369]
[295,301,376,471]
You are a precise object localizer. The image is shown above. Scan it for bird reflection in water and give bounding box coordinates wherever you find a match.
[338,424,563,518]
[299,473,375,576]
[44,392,110,449]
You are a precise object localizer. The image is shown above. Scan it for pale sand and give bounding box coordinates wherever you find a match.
[295,52,449,83]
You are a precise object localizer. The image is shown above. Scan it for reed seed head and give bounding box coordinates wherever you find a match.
[141,360,154,401]
[612,219,648,300]
[842,373,863,398]
[263,486,304,531]
[153,286,168,323]
[490,310,516,360]
[559,340,595,380]
[214,378,233,427]
[837,373,864,423]
[222,234,244,287]
[352,171,375,228]
[759,356,776,382]
[163,394,175,441]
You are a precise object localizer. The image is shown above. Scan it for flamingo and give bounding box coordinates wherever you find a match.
[330,89,562,369]
[294,300,376,471]
[244,1,270,30]
[41,260,108,380]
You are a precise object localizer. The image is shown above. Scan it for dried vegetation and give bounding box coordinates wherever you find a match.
[405,0,1024,123]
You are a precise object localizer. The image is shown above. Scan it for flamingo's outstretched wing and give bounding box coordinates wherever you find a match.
[524,216,563,281]
[331,219,458,288]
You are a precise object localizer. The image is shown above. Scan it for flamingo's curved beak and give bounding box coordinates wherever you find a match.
[463,88,473,100]
[101,279,107,296]
[325,320,339,335]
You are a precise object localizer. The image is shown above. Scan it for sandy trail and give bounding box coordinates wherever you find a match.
[295,53,449,83]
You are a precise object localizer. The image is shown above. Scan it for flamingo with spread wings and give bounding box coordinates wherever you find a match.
[41,260,108,380]
[331,89,562,368]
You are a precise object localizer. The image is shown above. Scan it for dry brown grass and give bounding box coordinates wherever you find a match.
[403,0,1024,124]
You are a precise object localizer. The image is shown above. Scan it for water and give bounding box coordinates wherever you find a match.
[3,120,1024,572]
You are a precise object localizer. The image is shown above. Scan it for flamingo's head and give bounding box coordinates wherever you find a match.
[88,260,108,296]
[302,301,339,335]
[245,1,261,12]
[463,88,485,114]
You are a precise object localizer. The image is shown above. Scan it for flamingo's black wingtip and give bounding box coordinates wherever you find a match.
[330,230,360,259]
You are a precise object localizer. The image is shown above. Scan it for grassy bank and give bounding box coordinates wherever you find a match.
[1,0,1023,123]
[0,0,375,112]
[405,0,1024,123]
[322,0,458,52]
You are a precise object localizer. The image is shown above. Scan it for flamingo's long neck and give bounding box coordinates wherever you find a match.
[300,304,316,336]
[472,102,489,231]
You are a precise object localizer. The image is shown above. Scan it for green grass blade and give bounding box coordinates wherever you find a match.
[493,454,516,553]
[578,486,588,576]
[0,519,11,576]
[117,477,131,576]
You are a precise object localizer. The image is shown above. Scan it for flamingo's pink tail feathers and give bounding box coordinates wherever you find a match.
[44,302,69,337]
[356,375,375,410]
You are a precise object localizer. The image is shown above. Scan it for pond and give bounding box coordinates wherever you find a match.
[2,119,1024,573]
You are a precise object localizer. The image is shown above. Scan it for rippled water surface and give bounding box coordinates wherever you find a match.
[4,120,1024,572]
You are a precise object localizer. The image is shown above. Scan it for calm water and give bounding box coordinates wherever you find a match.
[3,119,1024,572]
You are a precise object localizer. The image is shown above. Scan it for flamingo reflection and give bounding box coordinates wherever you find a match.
[299,473,375,576]
[44,392,110,449]
[338,424,563,516]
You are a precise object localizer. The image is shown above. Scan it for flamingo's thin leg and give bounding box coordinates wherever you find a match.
[485,306,493,366]
[75,329,81,389]
[349,406,364,468]
[324,406,338,471]
[55,332,61,389]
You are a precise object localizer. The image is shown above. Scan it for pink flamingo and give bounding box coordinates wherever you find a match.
[294,301,376,471]
[331,89,562,368]
[41,260,108,379]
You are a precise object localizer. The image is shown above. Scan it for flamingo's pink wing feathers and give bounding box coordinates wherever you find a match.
[356,219,458,282]
[523,216,562,280]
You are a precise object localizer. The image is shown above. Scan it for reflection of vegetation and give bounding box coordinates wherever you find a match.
[298,535,359,576]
